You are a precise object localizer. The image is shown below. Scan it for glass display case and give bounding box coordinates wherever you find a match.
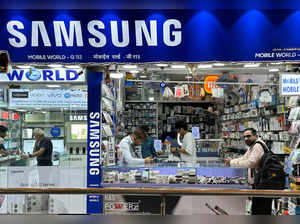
[102,164,248,189]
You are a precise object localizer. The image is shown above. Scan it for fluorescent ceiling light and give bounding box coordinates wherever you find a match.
[48,64,63,68]
[198,64,213,69]
[213,63,225,67]
[149,97,155,101]
[17,109,27,112]
[16,65,31,69]
[129,70,140,73]
[155,63,168,67]
[46,85,61,88]
[185,76,192,79]
[140,75,147,78]
[122,64,137,69]
[270,62,283,65]
[269,68,279,72]
[171,65,186,69]
[243,63,260,68]
[110,72,124,79]
[65,65,81,69]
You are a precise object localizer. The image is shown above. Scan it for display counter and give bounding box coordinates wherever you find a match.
[102,163,249,189]
[0,155,36,166]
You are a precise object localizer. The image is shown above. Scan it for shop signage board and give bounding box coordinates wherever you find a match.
[87,71,103,213]
[0,69,85,82]
[1,10,300,62]
[8,89,87,109]
[280,73,300,96]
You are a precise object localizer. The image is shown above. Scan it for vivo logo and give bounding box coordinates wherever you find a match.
[7,69,80,81]
[6,19,182,48]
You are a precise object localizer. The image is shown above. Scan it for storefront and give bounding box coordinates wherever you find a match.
[1,5,300,215]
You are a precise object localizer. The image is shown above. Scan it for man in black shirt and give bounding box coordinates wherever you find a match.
[0,125,8,157]
[21,128,53,166]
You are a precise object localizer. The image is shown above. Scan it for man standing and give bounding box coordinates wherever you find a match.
[21,128,53,166]
[171,120,196,165]
[225,128,272,215]
[0,125,8,157]
[119,127,152,166]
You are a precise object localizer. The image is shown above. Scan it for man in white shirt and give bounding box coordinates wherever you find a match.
[171,120,196,165]
[119,127,152,166]
[225,128,272,215]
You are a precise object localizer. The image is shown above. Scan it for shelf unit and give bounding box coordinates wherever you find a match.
[122,102,158,137]
[160,102,218,139]
[221,100,290,155]
[101,82,117,166]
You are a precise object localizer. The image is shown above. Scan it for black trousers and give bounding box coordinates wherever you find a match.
[251,197,273,215]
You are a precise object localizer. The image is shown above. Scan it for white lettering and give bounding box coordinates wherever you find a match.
[53,21,83,47]
[163,19,182,47]
[111,21,129,47]
[7,20,27,47]
[88,20,107,47]
[135,20,157,46]
[32,21,51,47]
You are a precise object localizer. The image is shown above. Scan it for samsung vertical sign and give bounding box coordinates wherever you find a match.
[0,69,85,82]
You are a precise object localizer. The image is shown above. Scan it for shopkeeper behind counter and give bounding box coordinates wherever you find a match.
[21,128,53,166]
[170,120,197,165]
[119,127,152,166]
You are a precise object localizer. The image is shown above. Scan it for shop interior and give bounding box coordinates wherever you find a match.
[1,61,300,214]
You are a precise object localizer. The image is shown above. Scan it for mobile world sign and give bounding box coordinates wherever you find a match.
[0,68,84,82]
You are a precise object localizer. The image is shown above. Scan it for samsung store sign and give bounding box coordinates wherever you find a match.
[3,9,300,63]
[0,69,84,82]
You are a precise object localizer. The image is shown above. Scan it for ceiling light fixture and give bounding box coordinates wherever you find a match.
[129,70,140,73]
[46,85,61,88]
[16,65,31,69]
[243,63,260,68]
[197,64,213,69]
[185,76,192,79]
[269,68,279,72]
[110,72,124,79]
[48,64,63,68]
[65,65,81,69]
[140,75,147,78]
[171,65,186,69]
[213,63,225,67]
[155,63,168,67]
[122,64,137,69]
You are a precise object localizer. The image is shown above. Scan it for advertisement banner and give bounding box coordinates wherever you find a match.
[280,73,300,96]
[8,89,87,109]
[0,68,85,82]
[1,9,300,62]
[87,71,103,214]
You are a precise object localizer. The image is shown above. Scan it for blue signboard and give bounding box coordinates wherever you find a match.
[87,71,103,214]
[50,126,61,137]
[2,9,300,62]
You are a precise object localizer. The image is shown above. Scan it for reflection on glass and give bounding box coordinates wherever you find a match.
[71,124,87,140]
